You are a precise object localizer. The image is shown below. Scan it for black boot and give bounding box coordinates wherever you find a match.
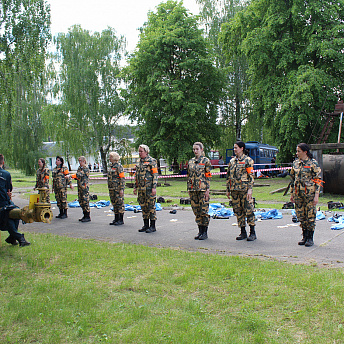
[146,220,156,233]
[194,225,202,240]
[60,209,68,219]
[79,211,86,222]
[247,226,257,241]
[305,230,314,247]
[236,227,247,240]
[81,211,91,222]
[138,219,150,232]
[115,213,124,226]
[298,229,308,245]
[110,213,119,225]
[198,226,208,240]
[5,236,18,245]
[56,208,63,218]
[18,234,30,247]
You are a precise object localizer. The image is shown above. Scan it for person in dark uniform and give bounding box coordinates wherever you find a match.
[52,156,73,219]
[290,143,322,247]
[34,158,50,203]
[187,142,212,240]
[226,141,256,241]
[0,154,30,246]
[72,156,91,223]
[133,144,158,233]
[108,152,125,226]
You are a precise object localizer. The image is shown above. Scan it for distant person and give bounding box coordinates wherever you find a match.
[52,156,73,219]
[226,141,257,241]
[93,163,96,171]
[88,162,92,171]
[0,154,30,246]
[134,144,158,233]
[108,152,125,226]
[290,143,322,247]
[187,142,212,240]
[72,156,91,222]
[219,155,225,178]
[34,158,50,203]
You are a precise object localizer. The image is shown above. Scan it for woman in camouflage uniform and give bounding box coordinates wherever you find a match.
[187,142,212,240]
[73,156,91,223]
[108,152,125,226]
[133,144,158,233]
[226,141,256,241]
[290,143,322,247]
[35,158,50,203]
[52,156,73,219]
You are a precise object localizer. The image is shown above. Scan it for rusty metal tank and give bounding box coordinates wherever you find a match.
[323,154,344,194]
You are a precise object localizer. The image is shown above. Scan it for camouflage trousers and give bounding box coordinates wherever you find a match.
[294,192,316,232]
[231,190,255,228]
[189,191,210,226]
[109,189,124,214]
[137,189,156,220]
[54,187,68,210]
[78,188,90,213]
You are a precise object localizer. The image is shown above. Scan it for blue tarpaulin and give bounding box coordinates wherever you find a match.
[68,200,110,209]
[124,203,162,212]
[255,209,283,220]
[208,203,234,218]
[328,214,344,230]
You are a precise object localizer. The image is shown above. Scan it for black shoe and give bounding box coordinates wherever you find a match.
[114,213,124,226]
[81,212,91,222]
[247,226,257,241]
[298,229,308,245]
[110,213,119,225]
[18,234,30,247]
[305,231,314,247]
[236,227,247,240]
[198,226,208,240]
[5,236,18,245]
[56,208,63,218]
[60,209,68,219]
[194,225,202,240]
[139,219,150,232]
[146,220,156,233]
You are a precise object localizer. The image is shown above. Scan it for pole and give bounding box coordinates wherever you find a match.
[337,112,343,152]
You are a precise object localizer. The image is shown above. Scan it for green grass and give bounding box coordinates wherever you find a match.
[1,234,344,343]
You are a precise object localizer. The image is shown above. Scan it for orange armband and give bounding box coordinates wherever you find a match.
[312,178,325,187]
[205,172,212,178]
[71,174,77,179]
[43,176,49,181]
[64,169,70,175]
[151,168,158,174]
[119,172,125,178]
[246,167,253,174]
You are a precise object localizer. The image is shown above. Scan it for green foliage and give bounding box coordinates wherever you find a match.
[220,0,344,161]
[0,0,51,174]
[123,0,225,163]
[52,25,126,173]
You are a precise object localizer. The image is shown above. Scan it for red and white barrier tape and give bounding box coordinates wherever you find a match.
[90,166,291,180]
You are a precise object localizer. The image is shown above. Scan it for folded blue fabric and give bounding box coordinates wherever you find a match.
[124,203,162,212]
[208,203,234,218]
[255,209,283,220]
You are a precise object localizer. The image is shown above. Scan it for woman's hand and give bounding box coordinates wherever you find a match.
[290,195,294,203]
[205,189,210,201]
[133,188,137,195]
[247,189,253,201]
[152,188,156,197]
[313,193,319,206]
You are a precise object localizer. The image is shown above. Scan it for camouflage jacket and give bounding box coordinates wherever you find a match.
[74,166,89,191]
[52,165,71,189]
[135,156,158,191]
[108,162,125,191]
[226,154,254,192]
[290,158,322,195]
[187,155,212,192]
[35,167,50,189]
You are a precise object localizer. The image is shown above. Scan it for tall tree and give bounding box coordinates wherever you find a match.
[196,0,252,155]
[123,0,225,164]
[220,0,344,160]
[53,25,126,173]
[0,0,51,174]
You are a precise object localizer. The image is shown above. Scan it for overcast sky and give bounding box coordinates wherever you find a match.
[47,0,200,53]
